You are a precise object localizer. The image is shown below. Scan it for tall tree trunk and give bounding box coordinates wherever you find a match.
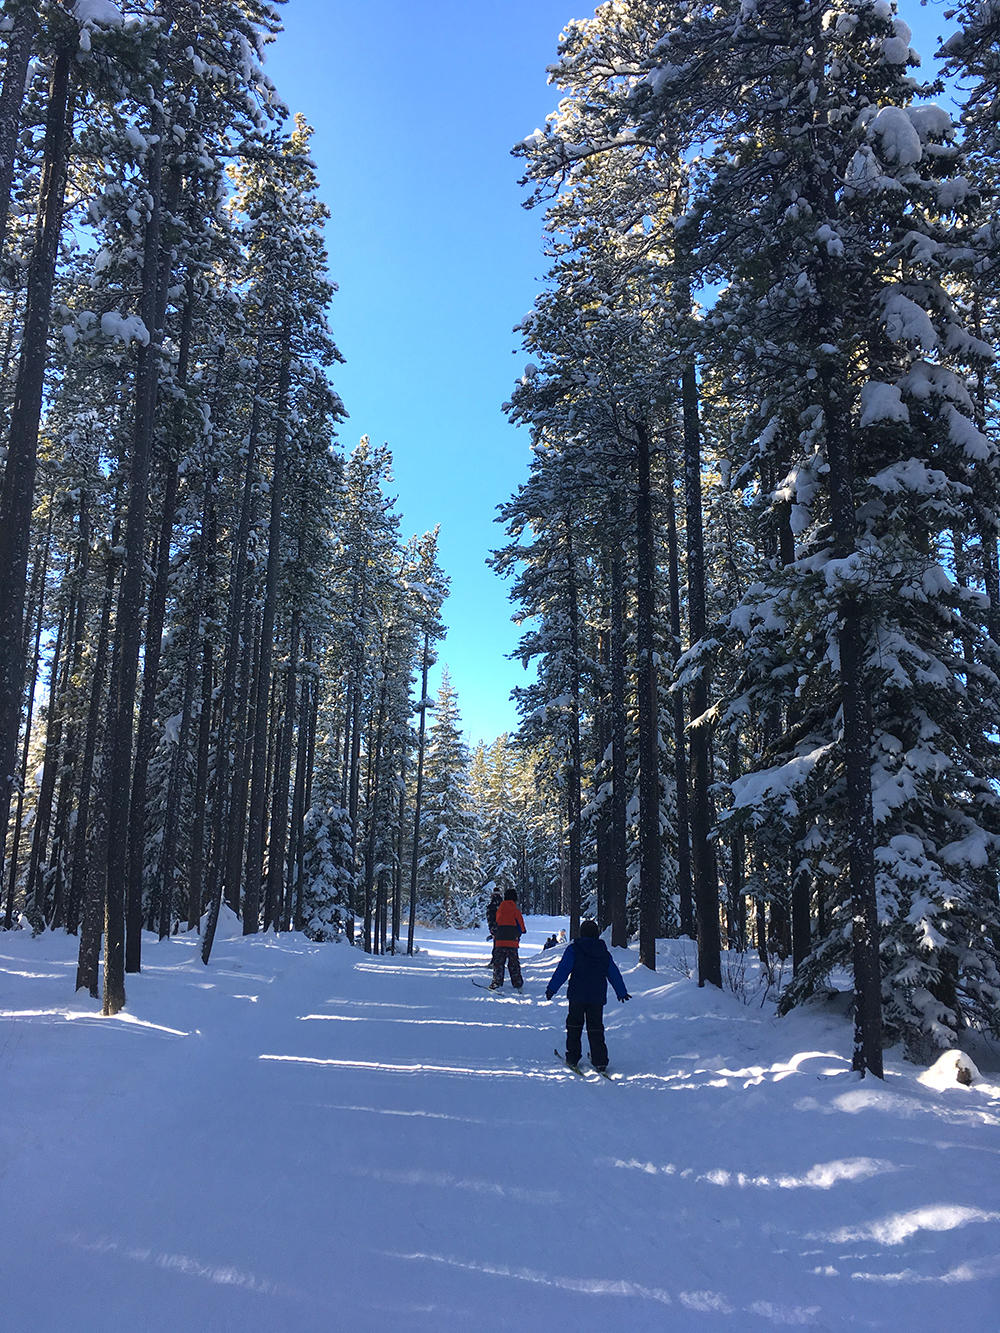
[564,513,582,941]
[70,513,120,954]
[969,295,1000,650]
[838,598,883,1076]
[608,526,628,948]
[4,507,52,927]
[681,365,722,988]
[407,635,431,956]
[810,64,884,1069]
[339,672,353,811]
[791,862,812,973]
[663,428,693,937]
[24,606,66,923]
[634,420,660,969]
[157,463,215,939]
[226,613,258,908]
[49,499,93,930]
[294,671,319,932]
[594,611,611,933]
[103,104,167,1014]
[391,771,404,950]
[0,1,37,258]
[363,677,389,955]
[77,783,110,998]
[728,739,746,951]
[755,851,770,972]
[0,49,72,892]
[188,632,213,932]
[347,652,363,943]
[125,280,194,969]
[201,359,261,961]
[266,606,299,932]
[824,379,883,1076]
[157,615,199,940]
[244,326,292,934]
[979,516,1000,650]
[285,646,311,933]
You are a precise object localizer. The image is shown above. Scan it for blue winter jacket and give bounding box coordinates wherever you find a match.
[546,937,628,1006]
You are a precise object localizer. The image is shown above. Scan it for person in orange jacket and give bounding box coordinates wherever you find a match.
[490,889,525,989]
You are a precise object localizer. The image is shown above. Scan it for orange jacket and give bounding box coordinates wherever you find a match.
[493,899,525,948]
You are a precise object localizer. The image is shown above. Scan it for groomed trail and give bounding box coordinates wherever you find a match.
[2,915,999,1332]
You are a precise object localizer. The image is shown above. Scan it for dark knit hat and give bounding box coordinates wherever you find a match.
[580,919,599,939]
[503,889,517,901]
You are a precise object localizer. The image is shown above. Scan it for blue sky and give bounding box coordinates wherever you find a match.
[264,0,955,748]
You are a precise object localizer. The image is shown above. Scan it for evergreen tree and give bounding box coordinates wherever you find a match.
[417,670,480,926]
[479,734,524,899]
[300,799,353,942]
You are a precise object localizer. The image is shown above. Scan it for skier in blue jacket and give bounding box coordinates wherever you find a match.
[545,919,630,1071]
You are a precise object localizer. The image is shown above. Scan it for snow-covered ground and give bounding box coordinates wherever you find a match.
[2,914,998,1331]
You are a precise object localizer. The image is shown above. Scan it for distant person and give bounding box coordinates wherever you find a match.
[545,919,630,1071]
[490,889,525,989]
[542,934,558,950]
[486,889,502,939]
[557,929,566,944]
[485,889,503,967]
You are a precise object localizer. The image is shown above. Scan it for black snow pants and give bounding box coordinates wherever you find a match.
[491,946,523,988]
[566,1001,608,1069]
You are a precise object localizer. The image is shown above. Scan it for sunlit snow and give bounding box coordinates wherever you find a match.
[2,918,998,1330]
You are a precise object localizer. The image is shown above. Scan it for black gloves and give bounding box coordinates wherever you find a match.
[619,993,631,1002]
[545,989,554,1001]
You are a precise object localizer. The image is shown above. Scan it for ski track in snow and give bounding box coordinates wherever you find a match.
[1,917,999,1331]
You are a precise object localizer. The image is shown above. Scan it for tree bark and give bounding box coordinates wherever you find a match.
[125,279,193,967]
[24,605,66,923]
[102,103,167,1014]
[727,739,746,951]
[663,428,693,936]
[4,506,52,927]
[824,379,884,1078]
[285,645,311,933]
[634,420,660,969]
[201,356,261,962]
[69,511,120,955]
[407,634,431,955]
[608,539,628,948]
[244,326,292,934]
[266,605,299,932]
[564,512,582,941]
[0,48,72,894]
[391,769,404,949]
[0,1,37,259]
[363,663,391,954]
[188,630,213,932]
[294,668,319,932]
[49,498,93,930]
[681,365,722,988]
[157,611,197,940]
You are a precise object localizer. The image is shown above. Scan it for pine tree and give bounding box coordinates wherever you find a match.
[479,735,524,899]
[300,800,353,942]
[417,670,480,926]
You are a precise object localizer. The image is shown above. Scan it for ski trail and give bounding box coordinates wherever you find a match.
[3,925,999,1330]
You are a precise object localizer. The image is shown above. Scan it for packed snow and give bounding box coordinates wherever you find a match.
[1,917,998,1330]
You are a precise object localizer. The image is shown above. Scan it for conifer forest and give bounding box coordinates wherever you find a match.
[2,0,1000,1096]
